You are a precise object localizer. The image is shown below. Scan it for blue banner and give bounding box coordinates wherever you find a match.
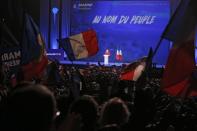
[70,0,170,64]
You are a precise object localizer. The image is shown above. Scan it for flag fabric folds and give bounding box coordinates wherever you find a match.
[120,57,147,81]
[21,14,43,64]
[58,29,99,61]
[161,0,197,97]
[161,39,196,97]
[21,14,48,81]
[120,47,153,81]
[162,0,197,42]
[0,21,21,76]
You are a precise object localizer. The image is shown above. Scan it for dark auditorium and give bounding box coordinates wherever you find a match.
[1,0,197,131]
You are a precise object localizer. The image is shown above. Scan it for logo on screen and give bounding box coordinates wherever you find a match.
[73,3,93,10]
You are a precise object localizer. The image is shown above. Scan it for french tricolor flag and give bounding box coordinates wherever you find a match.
[120,57,147,81]
[58,30,99,60]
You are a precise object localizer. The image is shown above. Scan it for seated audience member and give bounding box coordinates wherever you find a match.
[1,83,56,131]
[58,95,98,131]
[99,97,130,131]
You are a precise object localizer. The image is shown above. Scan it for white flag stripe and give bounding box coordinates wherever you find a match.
[69,33,88,59]
[133,62,146,81]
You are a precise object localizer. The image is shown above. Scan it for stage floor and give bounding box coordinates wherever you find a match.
[60,61,125,66]
[59,60,164,68]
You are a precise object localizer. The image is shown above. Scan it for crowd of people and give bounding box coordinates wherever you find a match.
[1,61,197,131]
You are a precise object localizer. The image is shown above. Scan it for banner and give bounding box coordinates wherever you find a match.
[0,48,21,72]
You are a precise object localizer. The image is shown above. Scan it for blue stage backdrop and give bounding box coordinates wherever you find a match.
[69,0,170,65]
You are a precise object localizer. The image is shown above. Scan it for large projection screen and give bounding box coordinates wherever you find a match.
[69,0,170,65]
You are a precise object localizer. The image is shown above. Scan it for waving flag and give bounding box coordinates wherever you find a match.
[161,0,197,97]
[58,29,99,61]
[21,14,48,81]
[162,0,197,42]
[0,21,21,75]
[120,47,152,81]
[162,39,196,97]
[120,57,147,81]
[116,49,123,61]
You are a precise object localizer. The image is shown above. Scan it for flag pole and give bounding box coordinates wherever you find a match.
[152,37,163,58]
[131,81,136,105]
[151,0,183,59]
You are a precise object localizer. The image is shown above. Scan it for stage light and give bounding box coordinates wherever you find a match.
[52,7,59,23]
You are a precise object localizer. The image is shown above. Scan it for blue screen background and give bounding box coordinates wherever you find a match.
[70,0,170,65]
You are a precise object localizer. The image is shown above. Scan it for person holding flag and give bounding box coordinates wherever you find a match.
[0,0,48,83]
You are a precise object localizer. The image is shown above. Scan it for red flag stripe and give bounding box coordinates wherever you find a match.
[161,39,196,97]
[82,30,99,57]
[120,70,135,81]
[22,55,48,80]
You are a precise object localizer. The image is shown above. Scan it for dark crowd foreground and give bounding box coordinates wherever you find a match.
[1,62,197,131]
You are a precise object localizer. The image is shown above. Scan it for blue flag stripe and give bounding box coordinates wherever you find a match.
[58,38,75,61]
[162,0,197,42]
[21,14,42,64]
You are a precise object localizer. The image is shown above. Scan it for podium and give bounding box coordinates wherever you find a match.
[103,54,109,65]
